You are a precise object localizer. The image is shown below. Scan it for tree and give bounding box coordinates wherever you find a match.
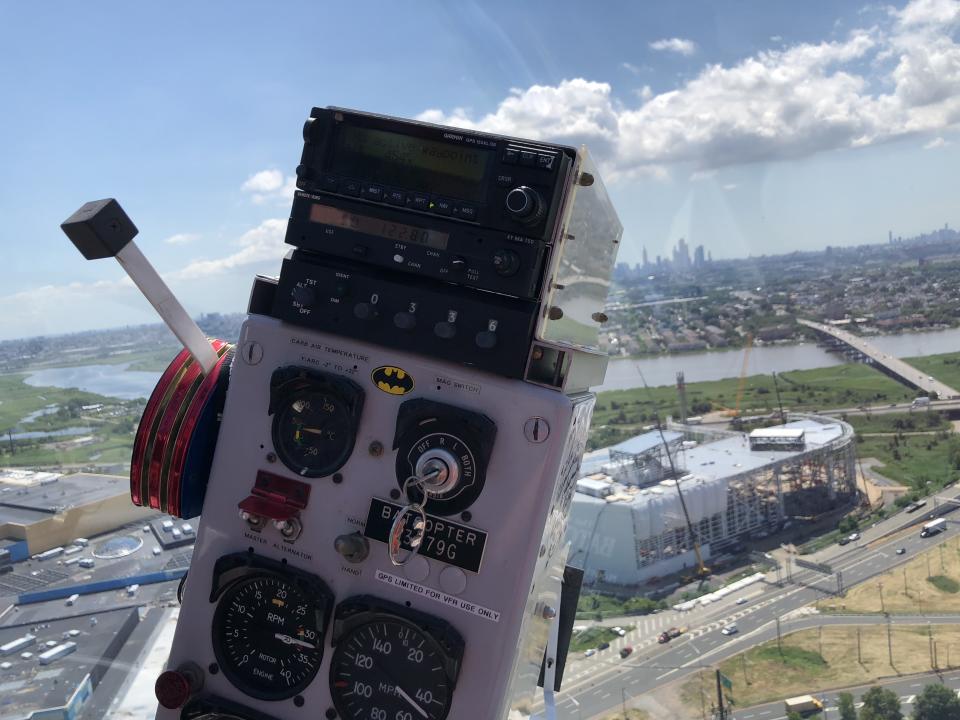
[838,692,856,720]
[860,686,903,720]
[913,683,960,720]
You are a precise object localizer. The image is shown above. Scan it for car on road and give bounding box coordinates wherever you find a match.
[619,646,633,658]
[667,627,683,638]
[613,626,626,636]
[838,536,850,546]
[896,547,906,555]
[721,623,739,635]
[736,597,748,605]
[597,642,611,651]
[657,631,671,644]
[848,532,861,541]
[584,648,596,658]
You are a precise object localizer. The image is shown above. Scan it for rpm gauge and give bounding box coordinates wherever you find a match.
[330,616,457,720]
[212,571,332,701]
[269,366,365,478]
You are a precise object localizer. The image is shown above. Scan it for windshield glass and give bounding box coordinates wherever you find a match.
[2,2,960,719]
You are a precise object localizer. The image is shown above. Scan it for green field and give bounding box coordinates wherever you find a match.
[845,410,949,435]
[0,373,117,430]
[0,373,143,468]
[907,352,960,394]
[857,433,960,490]
[590,361,918,448]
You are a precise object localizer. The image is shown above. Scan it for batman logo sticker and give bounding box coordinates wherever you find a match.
[372,366,415,395]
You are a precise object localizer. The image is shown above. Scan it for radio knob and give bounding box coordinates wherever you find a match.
[475,331,498,350]
[505,186,544,224]
[434,321,457,340]
[291,284,315,306]
[393,312,417,331]
[353,302,379,321]
[492,249,520,277]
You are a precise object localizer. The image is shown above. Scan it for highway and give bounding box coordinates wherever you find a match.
[728,669,960,720]
[797,319,960,399]
[540,490,960,719]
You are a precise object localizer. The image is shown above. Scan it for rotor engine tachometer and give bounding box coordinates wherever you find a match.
[210,553,334,701]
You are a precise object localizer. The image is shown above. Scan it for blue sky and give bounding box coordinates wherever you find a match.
[1,0,958,339]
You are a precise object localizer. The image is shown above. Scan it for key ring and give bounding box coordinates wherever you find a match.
[388,501,426,566]
[387,471,440,566]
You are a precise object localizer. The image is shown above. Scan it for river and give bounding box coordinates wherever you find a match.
[598,326,960,392]
[18,326,960,398]
[24,363,161,400]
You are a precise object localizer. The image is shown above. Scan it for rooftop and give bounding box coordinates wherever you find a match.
[0,606,140,719]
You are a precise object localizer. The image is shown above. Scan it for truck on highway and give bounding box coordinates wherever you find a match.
[784,695,824,716]
[921,517,947,537]
[913,396,931,408]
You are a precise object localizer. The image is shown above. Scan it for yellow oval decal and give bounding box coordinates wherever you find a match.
[372,365,415,395]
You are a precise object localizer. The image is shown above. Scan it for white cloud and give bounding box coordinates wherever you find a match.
[924,135,950,147]
[723,183,739,191]
[421,0,960,175]
[163,233,200,246]
[172,219,288,280]
[241,169,298,205]
[621,62,645,75]
[242,169,284,193]
[649,38,697,56]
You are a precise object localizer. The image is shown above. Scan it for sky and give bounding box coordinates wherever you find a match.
[1,0,959,340]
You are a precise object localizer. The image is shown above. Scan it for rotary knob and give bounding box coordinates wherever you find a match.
[291,284,315,306]
[505,186,544,224]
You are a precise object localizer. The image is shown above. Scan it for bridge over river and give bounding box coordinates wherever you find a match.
[798,319,959,399]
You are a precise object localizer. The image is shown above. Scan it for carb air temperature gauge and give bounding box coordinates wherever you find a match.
[329,597,465,720]
[393,399,496,516]
[269,366,364,478]
[210,553,334,701]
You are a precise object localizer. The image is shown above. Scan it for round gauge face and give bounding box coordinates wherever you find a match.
[212,573,325,700]
[330,617,454,720]
[272,388,356,477]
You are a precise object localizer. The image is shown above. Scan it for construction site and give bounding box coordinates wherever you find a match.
[567,413,858,587]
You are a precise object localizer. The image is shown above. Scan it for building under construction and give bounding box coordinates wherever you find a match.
[568,414,857,586]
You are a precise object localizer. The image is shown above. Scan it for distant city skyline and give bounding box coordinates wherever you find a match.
[1,0,958,339]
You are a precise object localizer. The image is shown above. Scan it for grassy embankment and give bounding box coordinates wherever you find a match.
[679,624,960,710]
[823,534,960,614]
[590,361,918,449]
[569,625,634,653]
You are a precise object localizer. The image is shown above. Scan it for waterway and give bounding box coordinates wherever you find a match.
[598,326,960,392]
[16,326,960,398]
[24,364,160,400]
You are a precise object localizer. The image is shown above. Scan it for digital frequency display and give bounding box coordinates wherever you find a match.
[329,125,490,202]
[309,203,449,250]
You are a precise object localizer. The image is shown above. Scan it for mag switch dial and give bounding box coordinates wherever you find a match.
[393,398,497,516]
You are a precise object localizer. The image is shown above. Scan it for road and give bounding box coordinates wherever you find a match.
[798,319,959,399]
[541,489,960,720]
[728,669,960,720]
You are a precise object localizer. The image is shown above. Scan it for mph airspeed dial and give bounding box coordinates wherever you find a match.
[393,399,496,516]
[329,598,465,720]
[269,366,364,478]
[210,553,334,701]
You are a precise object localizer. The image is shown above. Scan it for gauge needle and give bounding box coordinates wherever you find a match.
[299,427,329,436]
[396,687,429,719]
[274,632,315,649]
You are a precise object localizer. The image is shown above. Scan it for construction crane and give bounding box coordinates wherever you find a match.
[656,419,710,582]
[723,333,754,418]
[636,365,710,582]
